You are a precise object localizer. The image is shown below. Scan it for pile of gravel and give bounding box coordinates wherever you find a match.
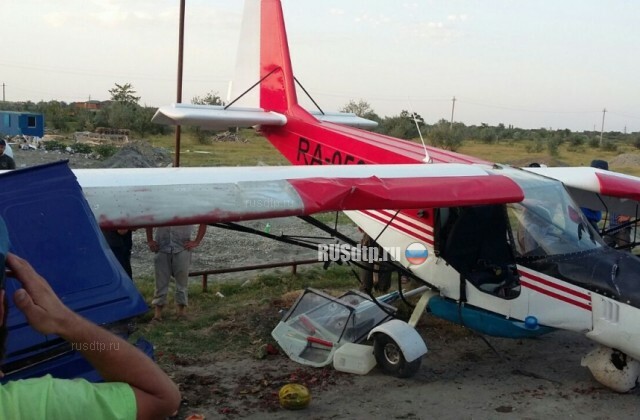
[610,153,640,168]
[100,140,172,168]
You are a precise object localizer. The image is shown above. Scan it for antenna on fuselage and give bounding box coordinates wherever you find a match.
[408,98,432,163]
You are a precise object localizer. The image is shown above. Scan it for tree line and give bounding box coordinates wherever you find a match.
[340,99,640,153]
[1,85,638,153]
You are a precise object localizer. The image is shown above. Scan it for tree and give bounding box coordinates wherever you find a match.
[134,106,167,137]
[108,83,140,105]
[37,100,69,131]
[376,110,423,139]
[340,99,380,121]
[190,91,223,144]
[427,119,464,151]
[192,91,222,106]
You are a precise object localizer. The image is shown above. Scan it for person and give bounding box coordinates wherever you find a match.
[581,159,609,231]
[0,253,181,418]
[102,228,134,278]
[3,140,13,158]
[0,139,15,170]
[606,212,633,251]
[145,224,207,321]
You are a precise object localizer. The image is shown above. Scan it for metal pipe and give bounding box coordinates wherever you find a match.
[174,0,185,167]
[190,259,321,291]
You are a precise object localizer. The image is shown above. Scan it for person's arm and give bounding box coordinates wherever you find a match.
[145,227,158,252]
[6,253,180,419]
[184,224,207,250]
[617,215,631,223]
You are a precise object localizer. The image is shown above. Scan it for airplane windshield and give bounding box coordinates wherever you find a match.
[506,171,605,258]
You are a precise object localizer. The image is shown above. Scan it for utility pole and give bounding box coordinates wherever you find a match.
[2,83,5,102]
[599,108,606,147]
[450,96,456,130]
[174,0,186,168]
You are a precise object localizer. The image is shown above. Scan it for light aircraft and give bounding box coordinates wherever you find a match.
[149,0,640,392]
[4,0,640,393]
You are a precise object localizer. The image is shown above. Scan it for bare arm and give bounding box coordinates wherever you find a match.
[184,224,207,250]
[6,253,180,420]
[145,227,158,252]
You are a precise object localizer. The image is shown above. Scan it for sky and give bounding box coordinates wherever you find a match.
[1,0,639,133]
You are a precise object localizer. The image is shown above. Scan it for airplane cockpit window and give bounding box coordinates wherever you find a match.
[437,205,521,300]
[507,172,605,259]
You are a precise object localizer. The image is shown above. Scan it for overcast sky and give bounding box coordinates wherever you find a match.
[1,0,639,132]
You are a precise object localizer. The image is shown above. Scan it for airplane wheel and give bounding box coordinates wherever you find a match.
[373,333,421,378]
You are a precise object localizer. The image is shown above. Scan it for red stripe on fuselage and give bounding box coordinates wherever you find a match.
[377,209,433,235]
[360,209,434,245]
[519,270,591,301]
[520,279,592,311]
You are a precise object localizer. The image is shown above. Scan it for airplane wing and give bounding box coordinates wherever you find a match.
[71,162,524,229]
[524,166,640,216]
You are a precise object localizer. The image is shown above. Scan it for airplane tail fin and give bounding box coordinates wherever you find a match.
[153,0,377,130]
[258,0,304,116]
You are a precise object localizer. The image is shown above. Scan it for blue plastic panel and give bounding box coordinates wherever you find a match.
[0,162,148,369]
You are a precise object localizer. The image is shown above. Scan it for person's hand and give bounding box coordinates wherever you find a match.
[616,215,630,223]
[6,253,77,336]
[184,240,200,251]
[147,239,159,253]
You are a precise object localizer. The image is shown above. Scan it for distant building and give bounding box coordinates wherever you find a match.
[73,100,104,111]
[0,111,45,138]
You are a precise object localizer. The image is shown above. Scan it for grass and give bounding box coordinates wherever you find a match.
[145,130,289,167]
[132,264,359,362]
[143,130,640,176]
[459,139,640,176]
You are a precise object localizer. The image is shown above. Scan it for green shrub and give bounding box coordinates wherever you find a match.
[94,144,117,159]
[547,137,561,157]
[525,139,544,153]
[72,143,93,154]
[601,140,618,152]
[43,140,66,151]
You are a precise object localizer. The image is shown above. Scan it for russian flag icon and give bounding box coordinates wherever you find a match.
[405,242,428,265]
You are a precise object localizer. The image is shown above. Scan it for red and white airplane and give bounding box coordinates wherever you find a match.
[77,0,640,392]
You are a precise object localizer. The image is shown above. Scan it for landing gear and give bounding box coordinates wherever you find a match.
[373,333,421,378]
[581,346,640,393]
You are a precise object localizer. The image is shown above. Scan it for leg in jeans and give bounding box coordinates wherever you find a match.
[173,250,192,312]
[151,252,172,318]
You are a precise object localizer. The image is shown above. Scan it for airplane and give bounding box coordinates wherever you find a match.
[2,0,640,394]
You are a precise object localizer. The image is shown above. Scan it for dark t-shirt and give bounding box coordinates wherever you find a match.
[0,155,15,170]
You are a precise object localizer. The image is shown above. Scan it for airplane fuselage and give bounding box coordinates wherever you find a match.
[263,116,640,362]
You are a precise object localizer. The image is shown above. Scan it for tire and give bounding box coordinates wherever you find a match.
[373,333,421,378]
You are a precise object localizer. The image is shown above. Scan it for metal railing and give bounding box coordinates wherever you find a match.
[189,259,320,291]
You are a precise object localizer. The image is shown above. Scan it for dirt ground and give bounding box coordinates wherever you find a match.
[12,143,640,419]
[169,323,640,419]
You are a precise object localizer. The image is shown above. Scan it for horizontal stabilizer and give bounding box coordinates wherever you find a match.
[151,103,287,129]
[308,111,378,129]
[73,164,524,229]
